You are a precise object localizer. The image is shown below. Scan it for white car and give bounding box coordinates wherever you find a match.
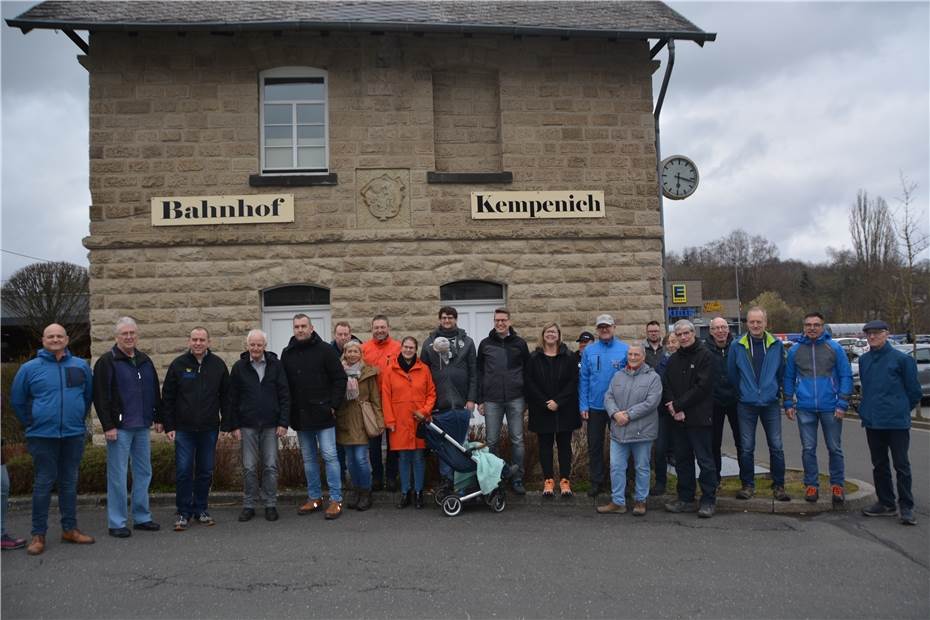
[852,345,930,400]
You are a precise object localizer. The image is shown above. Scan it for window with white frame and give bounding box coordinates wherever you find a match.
[260,67,328,174]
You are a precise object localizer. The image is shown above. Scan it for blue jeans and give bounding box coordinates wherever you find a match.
[174,430,218,517]
[396,449,425,493]
[797,410,844,487]
[297,428,342,502]
[106,427,153,528]
[737,403,786,487]
[1,464,10,536]
[344,444,372,490]
[484,398,526,481]
[610,439,652,504]
[866,429,912,511]
[26,435,85,536]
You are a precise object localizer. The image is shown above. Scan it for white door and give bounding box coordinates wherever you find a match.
[441,299,500,344]
[262,307,332,357]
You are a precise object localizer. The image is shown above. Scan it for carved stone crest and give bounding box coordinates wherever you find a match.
[360,173,407,222]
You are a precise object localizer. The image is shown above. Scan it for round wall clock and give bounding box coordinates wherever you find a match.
[660,155,699,200]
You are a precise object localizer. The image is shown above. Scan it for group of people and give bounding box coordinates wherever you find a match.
[3,306,921,556]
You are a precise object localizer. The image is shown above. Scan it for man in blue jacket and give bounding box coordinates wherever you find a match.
[727,307,790,501]
[857,320,922,525]
[579,314,629,497]
[783,312,853,505]
[11,323,95,555]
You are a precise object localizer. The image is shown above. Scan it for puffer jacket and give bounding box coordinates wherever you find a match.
[336,364,383,445]
[784,332,853,413]
[282,332,348,431]
[11,348,93,439]
[420,327,477,411]
[477,328,530,403]
[603,363,663,443]
[727,332,785,407]
[524,344,581,434]
[161,350,230,432]
[662,339,716,427]
[858,342,922,430]
[381,357,436,451]
[228,351,290,430]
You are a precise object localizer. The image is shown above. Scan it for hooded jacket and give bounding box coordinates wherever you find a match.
[281,331,348,431]
[604,362,663,443]
[524,343,581,434]
[705,334,738,406]
[477,327,530,403]
[661,339,715,427]
[11,348,93,439]
[93,345,161,431]
[381,356,436,451]
[361,336,402,387]
[161,350,230,433]
[228,350,290,430]
[727,332,786,407]
[858,342,922,430]
[784,332,853,413]
[420,327,478,411]
[335,364,383,446]
[578,337,629,412]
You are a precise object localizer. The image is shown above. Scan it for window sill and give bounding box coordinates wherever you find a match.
[427,171,513,184]
[249,173,338,187]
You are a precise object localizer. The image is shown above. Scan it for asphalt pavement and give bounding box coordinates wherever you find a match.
[2,413,927,619]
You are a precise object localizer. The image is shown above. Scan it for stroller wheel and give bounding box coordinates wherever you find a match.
[489,490,506,513]
[441,496,463,517]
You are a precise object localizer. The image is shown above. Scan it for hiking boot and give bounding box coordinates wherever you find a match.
[900,508,917,525]
[357,489,372,511]
[1,534,26,551]
[831,485,845,505]
[298,498,324,515]
[698,502,716,518]
[632,501,647,516]
[61,529,95,544]
[862,502,897,517]
[596,502,627,514]
[542,478,555,497]
[649,484,667,497]
[324,500,343,520]
[559,478,573,497]
[664,499,698,513]
[736,485,755,500]
[396,491,412,509]
[345,489,359,510]
[773,486,791,502]
[195,512,215,526]
[238,508,255,522]
[26,535,45,555]
[174,514,190,532]
[265,507,279,522]
[414,492,425,509]
[511,480,526,496]
[805,486,819,503]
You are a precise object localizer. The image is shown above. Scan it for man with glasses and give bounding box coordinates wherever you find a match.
[661,320,717,517]
[857,320,922,525]
[783,312,853,505]
[578,314,629,497]
[644,321,664,369]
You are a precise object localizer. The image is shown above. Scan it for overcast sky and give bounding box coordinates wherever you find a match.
[1,1,928,282]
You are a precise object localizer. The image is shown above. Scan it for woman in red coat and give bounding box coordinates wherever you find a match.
[381,336,436,508]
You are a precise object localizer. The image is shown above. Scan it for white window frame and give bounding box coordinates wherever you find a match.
[259,66,329,175]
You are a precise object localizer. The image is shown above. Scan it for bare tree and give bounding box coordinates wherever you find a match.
[1,261,90,347]
[891,174,929,342]
[849,190,898,271]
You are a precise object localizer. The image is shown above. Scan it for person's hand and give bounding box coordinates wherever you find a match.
[478,403,485,416]
[166,430,175,441]
[276,426,288,438]
[154,423,164,433]
[834,408,845,419]
[465,401,475,412]
[673,412,685,422]
[580,410,589,421]
[665,401,676,415]
[785,407,796,421]
[104,429,118,442]
[232,429,241,441]
[545,399,558,411]
[618,411,630,426]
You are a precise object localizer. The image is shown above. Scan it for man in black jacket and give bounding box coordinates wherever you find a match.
[706,317,744,486]
[420,306,478,492]
[282,314,348,520]
[661,319,718,518]
[228,329,290,523]
[477,308,531,495]
[161,327,230,531]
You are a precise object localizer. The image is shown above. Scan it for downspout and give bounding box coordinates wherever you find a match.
[653,38,675,328]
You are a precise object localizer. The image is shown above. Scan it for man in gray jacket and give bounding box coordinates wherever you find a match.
[421,306,478,493]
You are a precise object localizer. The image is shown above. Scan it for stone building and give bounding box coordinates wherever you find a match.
[8,1,714,368]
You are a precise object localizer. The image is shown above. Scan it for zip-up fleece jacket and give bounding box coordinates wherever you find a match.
[161,350,230,433]
[93,345,161,431]
[603,363,663,443]
[282,332,348,431]
[578,337,629,412]
[784,333,853,413]
[477,328,530,403]
[420,327,478,411]
[858,342,922,430]
[705,335,738,406]
[228,351,290,430]
[11,348,93,439]
[661,340,715,427]
[727,332,786,407]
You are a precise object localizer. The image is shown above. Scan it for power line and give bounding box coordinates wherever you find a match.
[1,248,55,262]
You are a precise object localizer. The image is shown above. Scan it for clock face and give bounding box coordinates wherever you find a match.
[661,155,699,200]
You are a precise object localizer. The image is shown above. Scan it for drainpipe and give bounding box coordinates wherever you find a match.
[653,39,675,329]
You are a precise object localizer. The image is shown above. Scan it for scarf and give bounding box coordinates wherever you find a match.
[343,361,362,400]
[398,354,417,373]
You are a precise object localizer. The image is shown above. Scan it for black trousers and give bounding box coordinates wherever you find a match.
[538,430,574,479]
[368,432,398,484]
[586,409,609,487]
[712,402,742,483]
[672,424,718,504]
[866,428,913,511]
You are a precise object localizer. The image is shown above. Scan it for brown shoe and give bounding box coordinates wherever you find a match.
[27,535,45,556]
[61,529,95,545]
[632,501,647,516]
[298,498,323,515]
[324,500,343,520]
[596,502,627,514]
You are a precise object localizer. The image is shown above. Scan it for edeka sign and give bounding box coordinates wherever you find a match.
[150,194,295,226]
[471,191,605,220]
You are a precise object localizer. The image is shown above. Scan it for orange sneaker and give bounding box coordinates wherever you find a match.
[559,478,573,497]
[831,484,845,505]
[542,478,555,497]
[804,486,819,502]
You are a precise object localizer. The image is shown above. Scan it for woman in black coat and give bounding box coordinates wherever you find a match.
[525,322,581,497]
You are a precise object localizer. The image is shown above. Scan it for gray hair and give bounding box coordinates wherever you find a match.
[627,340,646,354]
[114,316,138,335]
[673,319,695,334]
[746,306,767,320]
[246,329,268,344]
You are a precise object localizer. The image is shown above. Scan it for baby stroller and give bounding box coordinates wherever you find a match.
[415,412,510,517]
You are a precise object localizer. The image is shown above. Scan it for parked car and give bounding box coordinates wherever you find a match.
[852,345,930,401]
